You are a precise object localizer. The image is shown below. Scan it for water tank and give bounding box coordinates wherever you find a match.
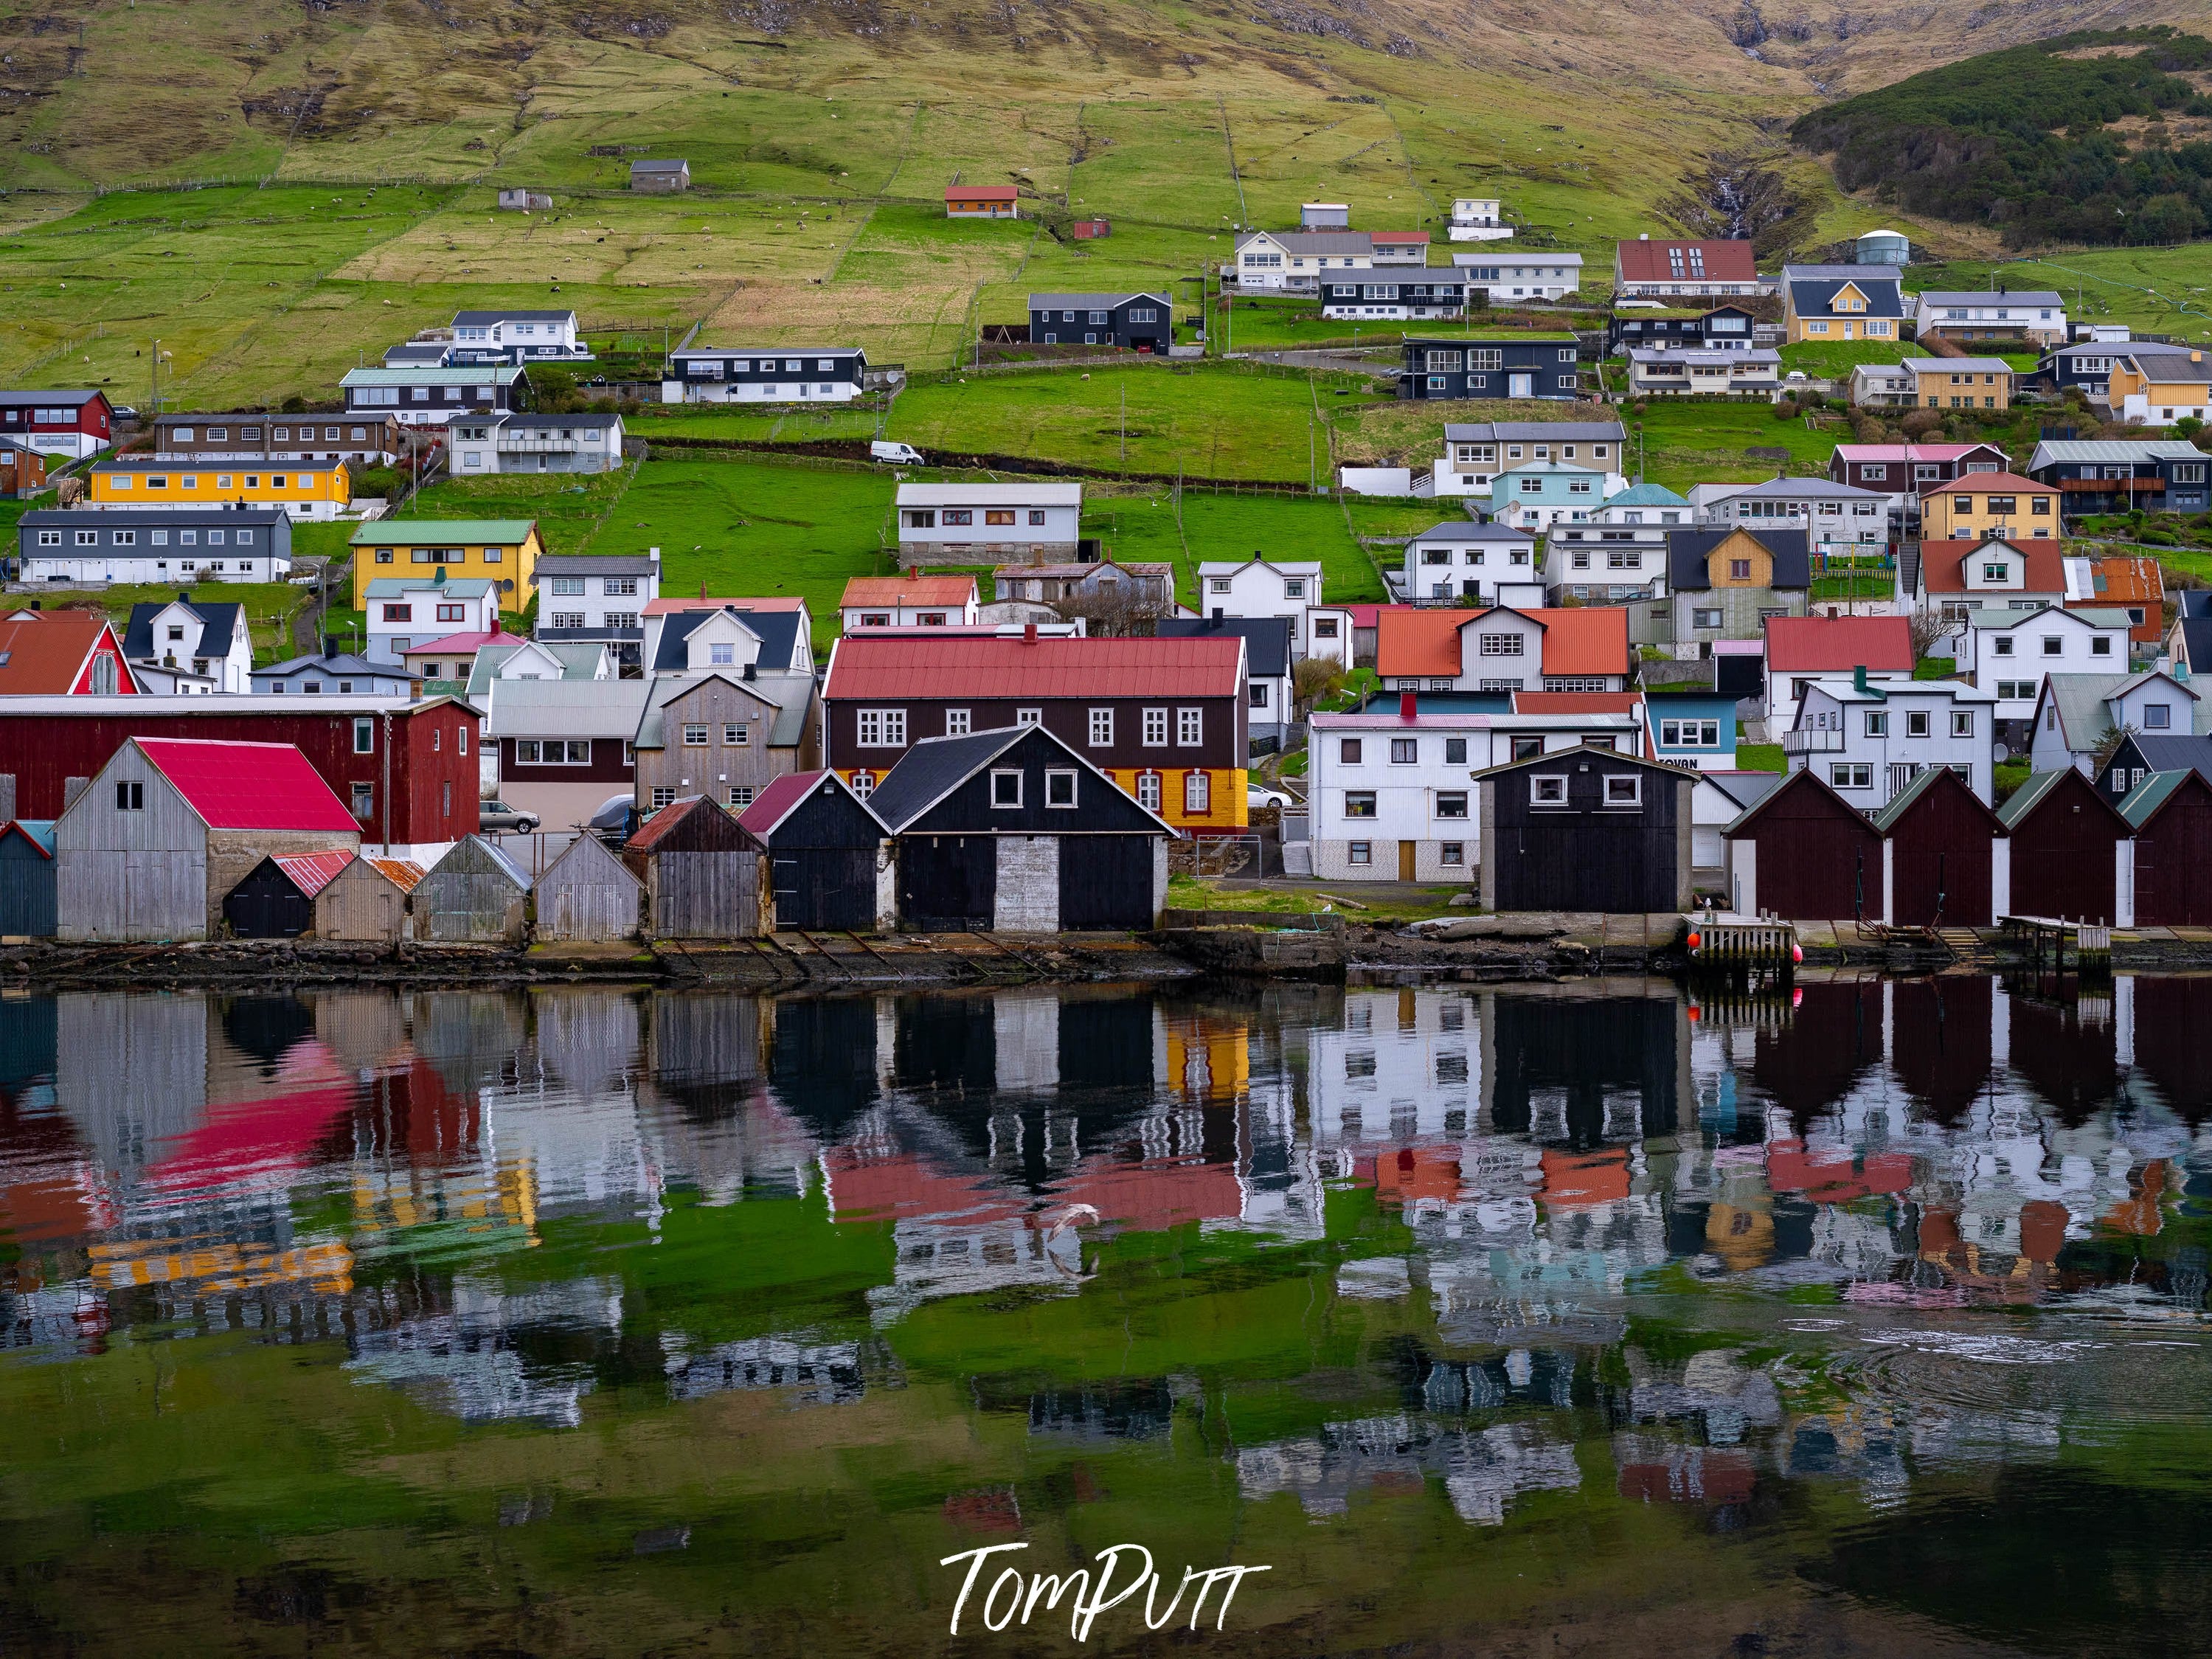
[1856,229,1910,266]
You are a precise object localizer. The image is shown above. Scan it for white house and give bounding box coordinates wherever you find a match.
[1448,198,1513,242]
[123,595,255,694]
[1849,363,1918,409]
[1913,290,2067,349]
[1306,606,1355,671]
[2027,671,2210,775]
[896,482,1081,565]
[448,308,593,364]
[1961,606,2132,730]
[1761,614,1915,731]
[1307,698,1644,881]
[364,575,501,665]
[1231,229,1376,294]
[532,552,659,634]
[17,508,293,584]
[1449,252,1582,301]
[1693,477,1888,556]
[1783,672,1997,807]
[1625,347,1781,399]
[448,412,625,475]
[1194,555,1323,659]
[839,573,981,632]
[1398,522,1540,606]
[1431,421,1626,501]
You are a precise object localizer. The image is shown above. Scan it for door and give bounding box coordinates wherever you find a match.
[899,836,995,932]
[773,848,877,931]
[223,872,311,938]
[1509,373,1533,398]
[1398,839,1417,881]
[1058,836,1156,929]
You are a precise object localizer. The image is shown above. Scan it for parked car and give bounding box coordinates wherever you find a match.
[870,440,925,465]
[588,792,638,847]
[1247,784,1297,809]
[478,798,541,834]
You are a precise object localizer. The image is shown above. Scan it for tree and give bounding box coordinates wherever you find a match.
[1053,582,1171,638]
[1292,655,1345,713]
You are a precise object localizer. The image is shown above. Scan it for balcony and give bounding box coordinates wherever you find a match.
[496,437,583,453]
[1782,727,1845,755]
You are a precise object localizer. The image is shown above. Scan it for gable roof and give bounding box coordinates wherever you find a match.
[1763,615,1912,673]
[0,612,125,695]
[651,605,804,674]
[1699,770,1783,812]
[864,723,1176,836]
[1407,519,1534,543]
[2116,733,2212,785]
[531,553,659,580]
[401,629,529,657]
[131,738,358,832]
[1469,736,1696,783]
[1601,482,1689,508]
[0,820,55,859]
[735,769,888,841]
[483,676,652,739]
[424,833,533,889]
[632,668,810,751]
[840,575,977,609]
[2118,768,2209,829]
[1831,442,2003,465]
[1997,766,2132,837]
[1666,527,1812,593]
[1721,765,1879,837]
[642,593,808,616]
[1614,239,1756,284]
[1027,291,1171,310]
[1871,762,2005,835]
[1373,606,1627,680]
[451,308,577,325]
[1918,536,2066,595]
[1786,271,1903,319]
[1915,288,2063,310]
[271,849,356,899]
[1442,420,1626,443]
[361,856,427,893]
[1510,691,1641,715]
[824,634,1244,701]
[122,600,243,664]
[1920,471,2042,498]
[895,482,1084,508]
[946,184,1016,201]
[339,367,525,389]
[2028,439,2204,468]
[1966,606,2131,633]
[1156,615,1292,679]
[1901,356,2014,375]
[349,520,537,546]
[257,651,409,679]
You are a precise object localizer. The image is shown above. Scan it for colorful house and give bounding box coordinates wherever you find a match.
[87,456,351,521]
[348,519,543,612]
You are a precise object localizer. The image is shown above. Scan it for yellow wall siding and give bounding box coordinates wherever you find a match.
[350,530,542,610]
[91,465,349,510]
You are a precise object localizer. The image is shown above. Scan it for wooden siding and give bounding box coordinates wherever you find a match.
[535,831,642,941]
[223,858,314,938]
[900,835,995,931]
[1731,772,1883,921]
[826,693,1246,776]
[1482,752,1689,912]
[1885,771,1998,927]
[633,678,814,810]
[412,837,529,942]
[760,777,886,931]
[645,850,758,938]
[315,860,410,942]
[1058,834,1157,929]
[207,829,360,935]
[2005,770,2123,925]
[0,834,56,937]
[55,745,208,941]
[2134,773,2212,926]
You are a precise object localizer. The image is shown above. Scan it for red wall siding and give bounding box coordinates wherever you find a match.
[2134,775,2212,927]
[1886,771,1999,927]
[2006,769,2124,926]
[0,703,476,842]
[1736,772,1883,921]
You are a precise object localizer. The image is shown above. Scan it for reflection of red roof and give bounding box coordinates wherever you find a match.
[820,1145,1024,1225]
[1764,615,1913,673]
[825,634,1244,700]
[1053,1156,1243,1230]
[134,738,360,833]
[1615,239,1756,284]
[1767,1138,1913,1204]
[148,1081,357,1194]
[1373,1144,1461,1203]
[273,849,353,898]
[1539,1147,1631,1208]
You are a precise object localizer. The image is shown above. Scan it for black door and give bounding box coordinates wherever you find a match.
[772,848,878,931]
[1499,816,1665,913]
[1058,835,1156,929]
[223,869,312,938]
[898,836,995,932]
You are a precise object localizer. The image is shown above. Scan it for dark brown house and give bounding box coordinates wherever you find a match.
[624,794,764,938]
[1874,766,2005,927]
[2122,769,2212,926]
[1474,743,1693,913]
[1997,767,2130,926]
[735,769,889,932]
[1724,768,1884,921]
[821,632,1249,838]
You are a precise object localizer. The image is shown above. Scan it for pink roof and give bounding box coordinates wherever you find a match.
[946,185,1018,202]
[642,595,807,616]
[272,849,354,898]
[1371,231,1430,244]
[841,575,977,608]
[400,630,526,657]
[735,769,859,841]
[825,634,1244,700]
[134,738,360,833]
[1764,615,1914,673]
[1831,443,1991,463]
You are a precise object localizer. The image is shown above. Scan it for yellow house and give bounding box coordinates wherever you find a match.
[2106,348,2212,427]
[1782,263,1904,344]
[1916,474,2054,543]
[347,519,542,612]
[90,456,351,521]
[1904,357,2014,412]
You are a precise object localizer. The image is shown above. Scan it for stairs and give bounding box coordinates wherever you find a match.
[1936,927,1995,968]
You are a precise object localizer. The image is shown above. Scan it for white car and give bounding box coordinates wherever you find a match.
[1247,784,1296,809]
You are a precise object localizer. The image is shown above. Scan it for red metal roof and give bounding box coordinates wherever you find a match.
[1370,231,1430,244]
[1375,607,1629,681]
[134,738,361,832]
[642,595,807,616]
[625,794,717,851]
[946,186,1019,202]
[272,849,354,898]
[736,769,823,838]
[825,634,1244,700]
[1614,239,1757,284]
[1919,537,2067,595]
[1511,691,1643,715]
[400,630,527,656]
[1919,471,2043,497]
[840,575,977,609]
[0,612,128,696]
[1764,615,1914,673]
[364,856,426,892]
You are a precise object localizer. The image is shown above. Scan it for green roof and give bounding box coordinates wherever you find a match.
[1871,763,2001,834]
[2119,769,2193,828]
[1994,768,2069,828]
[1602,481,1689,508]
[350,520,538,544]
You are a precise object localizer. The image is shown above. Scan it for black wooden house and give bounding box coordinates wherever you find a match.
[1606,304,1757,358]
[1027,293,1172,353]
[1399,336,1584,401]
[736,769,890,932]
[1474,743,1693,912]
[866,724,1174,932]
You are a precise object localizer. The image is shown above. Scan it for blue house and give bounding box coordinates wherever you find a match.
[0,820,55,937]
[1398,336,1584,401]
[1487,462,1606,530]
[1644,691,1740,771]
[1027,292,1171,353]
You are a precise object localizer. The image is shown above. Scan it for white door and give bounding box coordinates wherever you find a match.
[1509,373,1533,398]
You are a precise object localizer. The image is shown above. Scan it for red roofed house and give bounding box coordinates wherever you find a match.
[821,632,1249,834]
[0,610,137,696]
[1910,535,2067,643]
[2070,553,2166,646]
[1828,440,2008,500]
[1763,614,1915,729]
[839,573,982,633]
[1374,605,1631,693]
[946,185,1019,220]
[55,738,361,941]
[1612,238,1758,299]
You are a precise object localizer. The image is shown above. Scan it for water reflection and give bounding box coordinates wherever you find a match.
[1,974,2209,1655]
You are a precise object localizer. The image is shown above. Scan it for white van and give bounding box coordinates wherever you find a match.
[870,441,924,465]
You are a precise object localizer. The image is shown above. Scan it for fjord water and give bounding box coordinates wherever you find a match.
[1,977,2210,1656]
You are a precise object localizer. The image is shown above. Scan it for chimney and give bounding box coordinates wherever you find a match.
[324,636,339,658]
[742,662,756,681]
[1024,622,1039,643]
[648,545,660,562]
[1853,664,1868,694]
[26,601,37,612]
[1399,689,1418,720]
[177,589,191,603]
[1249,549,1261,561]
[698,581,707,600]
[1826,605,1838,619]
[906,564,918,581]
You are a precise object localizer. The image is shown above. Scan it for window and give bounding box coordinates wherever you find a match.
[2144,704,2171,730]
[1390,738,1418,765]
[1028,510,1045,526]
[353,718,375,754]
[985,510,1016,526]
[1348,841,1372,865]
[943,510,974,527]
[1284,579,1305,599]
[1143,708,1168,746]
[1982,564,2008,583]
[114,778,144,811]
[1951,710,1974,738]
[1184,772,1210,814]
[1176,707,1202,746]
[1086,707,1114,747]
[437,603,465,623]
[1044,769,1078,808]
[1136,772,1162,811]
[1249,683,1269,710]
[1530,775,1567,805]
[1344,791,1377,818]
[1660,719,1719,747]
[683,723,709,746]
[1439,841,1464,865]
[1598,774,1639,806]
[945,708,971,737]
[549,577,585,595]
[350,783,374,819]
[1477,632,1523,657]
[2091,637,2112,657]
[1864,711,1888,737]
[1314,617,1339,640]
[1691,608,1723,630]
[990,769,1023,808]
[1831,763,1872,789]
[1992,636,2014,657]
[856,708,906,746]
[1906,710,1929,738]
[1435,792,1469,819]
[1729,559,1751,579]
[1339,738,1362,765]
[1443,737,1466,765]
[651,787,678,810]
[710,643,735,666]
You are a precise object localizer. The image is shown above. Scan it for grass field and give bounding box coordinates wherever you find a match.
[1912,249,2212,340]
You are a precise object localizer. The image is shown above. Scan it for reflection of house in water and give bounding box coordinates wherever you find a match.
[965,1375,1179,1442]
[346,1274,624,1427]
[1624,1347,1783,1445]
[1236,1414,1582,1525]
[1613,1434,1756,1507]
[1308,988,1483,1147]
[662,1334,869,1407]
